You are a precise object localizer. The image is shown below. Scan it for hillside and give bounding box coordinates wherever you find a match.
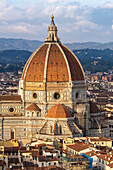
[0,50,32,73]
[0,38,113,51]
[0,49,113,73]
[0,50,32,63]
[0,38,42,52]
[73,49,113,72]
[65,42,113,51]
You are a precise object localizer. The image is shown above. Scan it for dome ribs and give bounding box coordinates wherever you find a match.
[46,104,72,118]
[47,44,69,82]
[22,42,84,82]
[23,44,48,82]
[60,44,84,81]
[22,56,32,80]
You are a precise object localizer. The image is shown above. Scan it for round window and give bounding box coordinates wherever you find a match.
[9,108,14,113]
[33,93,37,99]
[54,92,60,100]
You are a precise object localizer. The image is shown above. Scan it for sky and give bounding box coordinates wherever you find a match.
[0,0,113,43]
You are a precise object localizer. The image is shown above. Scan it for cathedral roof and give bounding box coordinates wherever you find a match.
[22,16,85,82]
[46,104,72,118]
[89,101,101,113]
[25,103,41,111]
[0,95,21,101]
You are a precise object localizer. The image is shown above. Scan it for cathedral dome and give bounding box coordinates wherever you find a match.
[22,16,85,82]
[46,104,72,118]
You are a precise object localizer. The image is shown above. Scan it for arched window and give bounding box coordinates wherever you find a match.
[52,34,54,41]
[37,112,39,117]
[55,123,58,134]
[76,92,79,98]
[50,126,53,133]
[32,112,35,117]
[59,125,62,134]
[11,130,15,139]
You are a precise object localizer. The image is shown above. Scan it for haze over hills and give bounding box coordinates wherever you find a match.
[0,38,113,51]
[0,48,113,73]
[0,38,42,52]
[65,42,113,51]
[0,38,113,73]
[73,49,113,73]
[0,50,32,63]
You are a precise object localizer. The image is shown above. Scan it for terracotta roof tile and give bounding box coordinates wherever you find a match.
[32,151,39,157]
[85,150,100,157]
[89,101,101,113]
[25,103,41,111]
[22,43,85,82]
[38,155,58,162]
[46,104,72,118]
[98,154,113,162]
[47,44,69,82]
[0,95,21,101]
[67,142,89,152]
[60,44,84,81]
[22,44,48,81]
[90,137,112,142]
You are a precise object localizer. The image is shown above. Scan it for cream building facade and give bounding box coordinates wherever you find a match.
[0,16,108,140]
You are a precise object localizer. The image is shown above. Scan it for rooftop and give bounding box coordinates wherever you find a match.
[66,142,89,152]
[46,104,72,118]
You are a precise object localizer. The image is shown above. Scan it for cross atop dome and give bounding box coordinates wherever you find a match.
[45,15,60,42]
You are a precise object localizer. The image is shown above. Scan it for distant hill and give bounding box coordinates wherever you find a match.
[0,38,42,52]
[0,50,32,63]
[0,50,32,73]
[0,49,113,73]
[73,48,113,72]
[65,42,113,51]
[0,38,113,51]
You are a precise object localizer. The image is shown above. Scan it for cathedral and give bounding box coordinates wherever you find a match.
[0,16,109,140]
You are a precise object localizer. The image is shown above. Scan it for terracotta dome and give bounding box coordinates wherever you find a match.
[22,16,85,82]
[46,104,72,118]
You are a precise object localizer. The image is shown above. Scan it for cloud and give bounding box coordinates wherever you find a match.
[47,0,71,4]
[0,0,6,8]
[0,0,112,42]
[47,0,61,3]
[0,22,45,35]
[0,7,25,21]
[101,3,113,8]
[73,20,102,31]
